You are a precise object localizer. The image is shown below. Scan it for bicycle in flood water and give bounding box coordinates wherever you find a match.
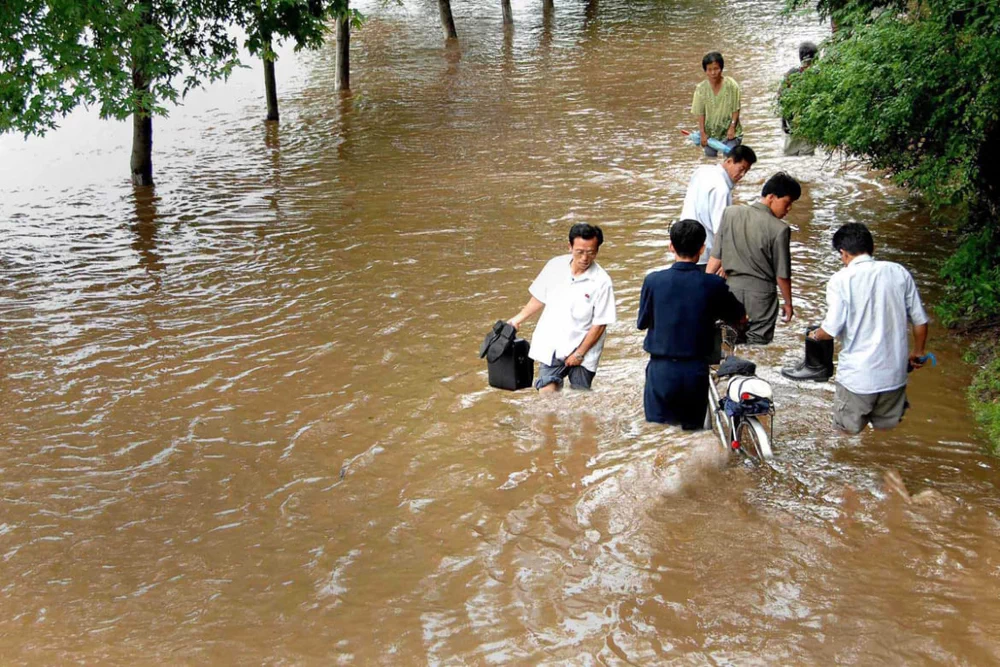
[705,323,775,462]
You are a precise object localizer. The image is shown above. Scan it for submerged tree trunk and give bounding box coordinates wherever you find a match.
[541,0,553,49]
[130,63,154,186]
[264,49,279,121]
[501,0,513,26]
[438,0,458,39]
[336,10,350,91]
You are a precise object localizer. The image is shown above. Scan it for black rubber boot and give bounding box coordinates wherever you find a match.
[781,327,834,382]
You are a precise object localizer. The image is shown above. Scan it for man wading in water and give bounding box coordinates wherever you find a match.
[779,41,818,157]
[679,144,757,271]
[809,223,930,433]
[508,224,617,392]
[706,172,801,344]
[638,220,746,428]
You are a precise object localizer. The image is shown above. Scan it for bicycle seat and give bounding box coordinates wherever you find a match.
[727,375,773,401]
[717,355,757,378]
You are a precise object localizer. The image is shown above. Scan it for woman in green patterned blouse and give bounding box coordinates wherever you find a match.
[691,52,743,157]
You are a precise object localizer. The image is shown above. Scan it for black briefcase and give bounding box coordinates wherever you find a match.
[480,321,534,391]
[488,338,533,390]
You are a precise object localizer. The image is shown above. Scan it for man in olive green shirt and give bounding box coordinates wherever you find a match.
[706,172,801,344]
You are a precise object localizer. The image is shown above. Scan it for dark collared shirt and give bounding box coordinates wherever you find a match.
[637,261,746,359]
[710,202,792,290]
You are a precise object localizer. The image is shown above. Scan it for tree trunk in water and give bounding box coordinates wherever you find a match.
[501,0,513,26]
[336,13,350,91]
[130,63,153,186]
[541,0,553,49]
[264,54,279,121]
[438,0,458,40]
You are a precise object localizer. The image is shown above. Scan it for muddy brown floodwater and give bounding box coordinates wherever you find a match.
[1,0,999,663]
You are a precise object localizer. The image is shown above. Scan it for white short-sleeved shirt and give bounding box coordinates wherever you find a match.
[528,255,616,372]
[820,255,929,394]
[679,164,734,264]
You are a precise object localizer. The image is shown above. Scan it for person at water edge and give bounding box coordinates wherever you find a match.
[508,224,617,392]
[679,144,758,270]
[692,51,743,157]
[638,220,747,428]
[780,41,818,156]
[705,172,800,344]
[808,223,930,434]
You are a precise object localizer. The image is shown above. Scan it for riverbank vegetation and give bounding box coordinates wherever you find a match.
[967,334,1000,451]
[781,0,1000,451]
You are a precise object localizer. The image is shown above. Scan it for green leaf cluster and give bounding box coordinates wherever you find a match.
[781,0,1000,213]
[783,0,1000,336]
[240,0,362,61]
[969,348,1000,453]
[938,226,1000,326]
[0,0,244,133]
[0,0,361,136]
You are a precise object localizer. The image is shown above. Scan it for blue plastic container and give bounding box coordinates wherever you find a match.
[687,131,732,155]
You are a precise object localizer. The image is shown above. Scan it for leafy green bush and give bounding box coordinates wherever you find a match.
[780,0,1000,212]
[937,227,1000,327]
[970,352,1000,453]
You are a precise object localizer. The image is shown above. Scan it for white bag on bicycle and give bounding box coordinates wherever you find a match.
[727,375,773,402]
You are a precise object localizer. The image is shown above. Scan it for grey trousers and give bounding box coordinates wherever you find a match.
[729,284,778,345]
[783,133,815,156]
[833,383,909,434]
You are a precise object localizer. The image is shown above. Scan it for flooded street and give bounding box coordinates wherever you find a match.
[2,0,999,662]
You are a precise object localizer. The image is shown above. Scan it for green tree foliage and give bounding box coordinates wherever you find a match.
[782,0,1000,328]
[939,227,1000,326]
[781,0,1000,214]
[240,0,359,58]
[968,342,1000,453]
[236,0,361,119]
[0,0,243,136]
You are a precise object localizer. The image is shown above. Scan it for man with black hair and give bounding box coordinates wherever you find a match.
[706,172,801,344]
[679,144,758,270]
[808,223,929,434]
[780,41,818,156]
[638,220,746,428]
[509,224,617,392]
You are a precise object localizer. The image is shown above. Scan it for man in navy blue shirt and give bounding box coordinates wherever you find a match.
[638,220,747,429]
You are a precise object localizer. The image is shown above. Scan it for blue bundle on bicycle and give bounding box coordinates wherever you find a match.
[722,396,772,418]
[721,375,773,417]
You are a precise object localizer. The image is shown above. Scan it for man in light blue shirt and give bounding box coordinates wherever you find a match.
[810,224,930,434]
[679,145,757,268]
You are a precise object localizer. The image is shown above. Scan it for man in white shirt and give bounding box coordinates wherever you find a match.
[508,224,617,392]
[678,144,757,270]
[809,223,930,434]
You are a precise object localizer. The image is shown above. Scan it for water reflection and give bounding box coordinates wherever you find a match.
[0,0,997,661]
[335,91,354,162]
[263,120,283,212]
[129,186,165,278]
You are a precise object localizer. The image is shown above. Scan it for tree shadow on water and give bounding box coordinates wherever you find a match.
[264,121,283,214]
[129,186,164,283]
[336,90,354,162]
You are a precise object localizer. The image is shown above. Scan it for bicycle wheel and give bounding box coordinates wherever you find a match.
[735,417,773,462]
